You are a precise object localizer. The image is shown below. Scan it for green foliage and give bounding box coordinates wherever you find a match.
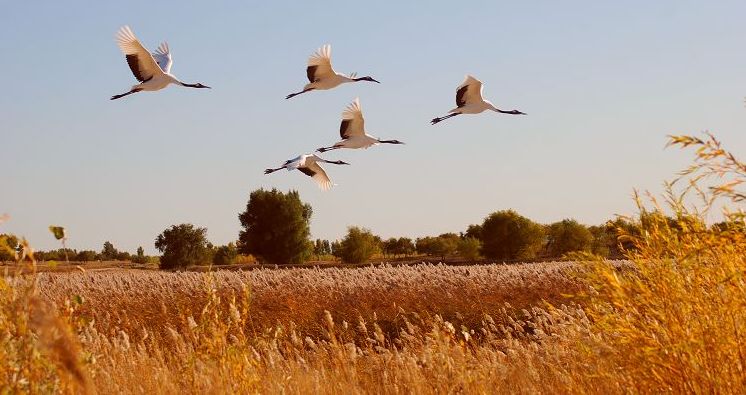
[0,234,19,261]
[546,219,593,257]
[587,225,612,257]
[48,226,66,240]
[465,224,482,240]
[132,246,148,264]
[457,237,482,260]
[155,224,211,269]
[100,241,118,261]
[338,227,381,264]
[330,240,342,259]
[213,243,239,265]
[416,234,458,259]
[74,250,98,262]
[238,189,312,264]
[480,210,545,260]
[313,239,332,258]
[382,237,415,258]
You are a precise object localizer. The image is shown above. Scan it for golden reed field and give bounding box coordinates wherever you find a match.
[1,134,745,394]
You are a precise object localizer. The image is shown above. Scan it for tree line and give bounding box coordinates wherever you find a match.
[5,188,739,269]
[152,188,743,269]
[0,238,154,264]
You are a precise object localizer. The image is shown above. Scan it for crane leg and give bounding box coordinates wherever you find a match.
[285,88,314,100]
[110,88,142,100]
[431,113,460,125]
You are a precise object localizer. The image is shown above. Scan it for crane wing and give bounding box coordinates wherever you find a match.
[455,75,484,107]
[152,42,173,74]
[301,161,333,190]
[339,98,365,139]
[306,44,335,83]
[116,26,164,82]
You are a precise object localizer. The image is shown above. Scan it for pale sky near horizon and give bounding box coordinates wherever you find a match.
[2,1,746,254]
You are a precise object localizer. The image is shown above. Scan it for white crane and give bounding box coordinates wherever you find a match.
[264,154,350,190]
[317,98,404,153]
[286,44,380,99]
[431,75,525,124]
[111,26,210,100]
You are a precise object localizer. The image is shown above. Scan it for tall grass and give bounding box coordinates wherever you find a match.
[0,132,744,393]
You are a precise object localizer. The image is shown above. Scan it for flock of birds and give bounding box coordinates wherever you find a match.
[111,26,526,190]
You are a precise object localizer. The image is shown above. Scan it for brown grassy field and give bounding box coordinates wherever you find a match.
[17,261,616,393]
[35,261,596,343]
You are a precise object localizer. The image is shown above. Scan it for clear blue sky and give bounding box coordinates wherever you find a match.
[2,1,745,254]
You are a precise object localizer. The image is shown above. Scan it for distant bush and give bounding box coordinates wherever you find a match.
[75,250,98,262]
[132,246,148,264]
[339,227,380,264]
[480,210,544,260]
[233,254,256,265]
[457,237,482,260]
[100,241,118,260]
[382,237,415,258]
[213,243,239,265]
[0,234,18,261]
[155,224,211,269]
[545,219,593,257]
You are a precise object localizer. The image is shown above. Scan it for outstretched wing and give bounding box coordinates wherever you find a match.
[302,161,333,191]
[306,44,335,83]
[152,42,173,74]
[339,98,365,139]
[455,75,484,107]
[115,26,164,82]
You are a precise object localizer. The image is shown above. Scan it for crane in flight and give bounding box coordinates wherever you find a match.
[286,45,379,99]
[317,98,404,153]
[264,154,350,190]
[111,26,210,100]
[431,75,525,124]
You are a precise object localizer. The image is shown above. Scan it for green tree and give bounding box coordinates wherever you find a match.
[465,224,483,240]
[415,235,458,260]
[155,224,211,269]
[396,237,415,256]
[546,219,593,257]
[75,250,98,262]
[480,210,545,260]
[416,236,436,255]
[588,224,613,257]
[0,234,19,261]
[313,239,331,259]
[132,246,148,264]
[457,237,482,260]
[101,241,119,260]
[382,237,399,258]
[238,189,312,264]
[434,233,459,260]
[330,240,342,260]
[339,227,381,264]
[213,242,238,265]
